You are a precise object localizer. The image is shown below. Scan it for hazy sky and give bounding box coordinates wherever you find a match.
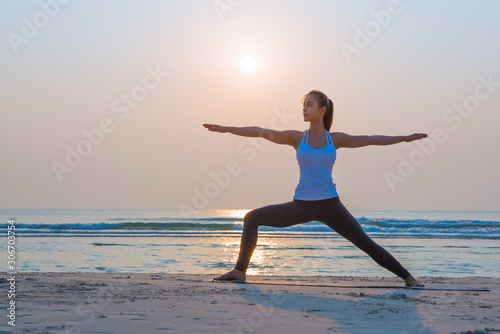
[1,0,499,211]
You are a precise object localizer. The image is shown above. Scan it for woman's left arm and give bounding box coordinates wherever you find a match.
[332,132,428,149]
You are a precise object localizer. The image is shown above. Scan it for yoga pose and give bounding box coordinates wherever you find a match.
[203,90,427,287]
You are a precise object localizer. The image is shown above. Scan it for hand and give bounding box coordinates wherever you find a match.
[203,123,228,133]
[405,133,428,142]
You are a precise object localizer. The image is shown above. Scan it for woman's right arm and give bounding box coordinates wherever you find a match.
[203,124,300,147]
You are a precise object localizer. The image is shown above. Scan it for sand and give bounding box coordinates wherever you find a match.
[2,272,499,334]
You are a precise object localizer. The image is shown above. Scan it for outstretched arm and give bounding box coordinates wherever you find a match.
[203,124,300,147]
[333,132,428,149]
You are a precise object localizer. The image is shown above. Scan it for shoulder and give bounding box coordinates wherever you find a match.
[276,130,305,150]
[261,129,305,149]
[329,132,349,149]
[277,129,304,139]
[287,130,305,149]
[287,130,305,138]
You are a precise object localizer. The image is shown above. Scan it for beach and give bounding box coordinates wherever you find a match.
[2,209,500,333]
[3,0,500,333]
[4,272,499,334]
[2,209,500,278]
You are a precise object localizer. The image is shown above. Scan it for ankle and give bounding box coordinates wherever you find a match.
[233,267,246,274]
[234,269,246,276]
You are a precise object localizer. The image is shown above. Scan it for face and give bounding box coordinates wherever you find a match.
[302,95,325,122]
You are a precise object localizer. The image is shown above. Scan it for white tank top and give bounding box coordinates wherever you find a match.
[293,129,338,201]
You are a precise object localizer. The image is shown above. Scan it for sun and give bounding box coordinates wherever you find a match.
[241,56,258,73]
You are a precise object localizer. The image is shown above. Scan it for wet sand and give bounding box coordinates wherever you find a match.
[3,272,500,334]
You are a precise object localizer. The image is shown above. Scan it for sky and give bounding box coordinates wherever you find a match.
[1,0,499,211]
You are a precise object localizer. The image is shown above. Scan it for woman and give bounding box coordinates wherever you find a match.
[203,90,427,287]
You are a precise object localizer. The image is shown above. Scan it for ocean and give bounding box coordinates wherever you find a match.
[1,209,499,278]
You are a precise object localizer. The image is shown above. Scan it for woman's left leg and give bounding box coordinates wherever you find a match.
[315,197,411,280]
[213,199,313,281]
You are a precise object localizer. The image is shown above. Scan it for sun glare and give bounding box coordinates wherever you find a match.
[241,56,257,73]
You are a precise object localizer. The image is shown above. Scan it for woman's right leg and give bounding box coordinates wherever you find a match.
[214,200,312,280]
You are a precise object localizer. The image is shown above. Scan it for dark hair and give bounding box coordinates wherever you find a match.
[302,90,334,131]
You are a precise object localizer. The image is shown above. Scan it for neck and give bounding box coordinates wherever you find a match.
[309,120,325,135]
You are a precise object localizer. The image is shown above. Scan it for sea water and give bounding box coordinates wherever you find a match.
[1,209,499,278]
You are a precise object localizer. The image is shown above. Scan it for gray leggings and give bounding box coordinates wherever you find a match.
[234,196,411,279]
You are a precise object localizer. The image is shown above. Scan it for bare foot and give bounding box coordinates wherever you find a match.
[404,275,425,287]
[213,269,246,281]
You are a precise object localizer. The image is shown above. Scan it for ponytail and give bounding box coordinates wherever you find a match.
[304,90,334,131]
[323,98,333,131]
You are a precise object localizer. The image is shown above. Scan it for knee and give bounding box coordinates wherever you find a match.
[243,210,259,228]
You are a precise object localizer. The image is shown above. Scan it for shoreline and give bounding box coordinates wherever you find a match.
[5,236,499,278]
[3,272,499,333]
